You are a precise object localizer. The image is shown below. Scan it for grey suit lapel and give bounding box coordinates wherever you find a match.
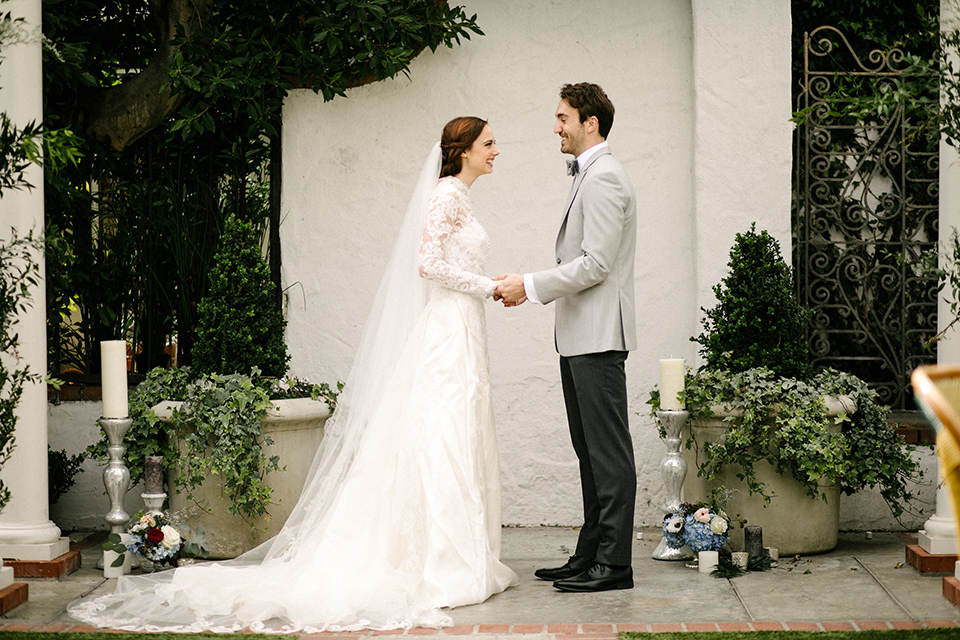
[559,148,612,235]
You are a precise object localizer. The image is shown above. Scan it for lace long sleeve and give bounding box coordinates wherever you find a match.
[418,187,496,298]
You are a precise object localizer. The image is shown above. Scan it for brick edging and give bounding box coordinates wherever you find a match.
[3,620,958,636]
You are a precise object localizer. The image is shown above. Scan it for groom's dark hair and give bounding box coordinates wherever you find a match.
[560,83,615,139]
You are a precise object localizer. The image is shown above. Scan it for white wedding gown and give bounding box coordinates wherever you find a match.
[69,175,518,633]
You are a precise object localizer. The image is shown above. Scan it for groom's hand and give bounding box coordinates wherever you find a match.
[493,273,527,306]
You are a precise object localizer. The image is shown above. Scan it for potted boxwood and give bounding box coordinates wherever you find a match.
[649,224,921,554]
[89,215,339,558]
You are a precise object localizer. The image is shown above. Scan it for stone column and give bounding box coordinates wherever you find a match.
[0,0,69,561]
[919,0,960,557]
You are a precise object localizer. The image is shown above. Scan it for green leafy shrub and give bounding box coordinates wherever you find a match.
[0,231,42,513]
[48,446,85,505]
[192,214,289,378]
[649,224,922,520]
[693,223,812,380]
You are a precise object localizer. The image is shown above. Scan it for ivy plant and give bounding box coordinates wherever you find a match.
[650,367,921,518]
[86,365,339,526]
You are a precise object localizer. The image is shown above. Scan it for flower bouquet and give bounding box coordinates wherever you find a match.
[661,503,729,554]
[102,510,184,570]
[682,506,728,553]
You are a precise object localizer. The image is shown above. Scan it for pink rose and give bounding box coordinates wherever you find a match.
[694,507,711,523]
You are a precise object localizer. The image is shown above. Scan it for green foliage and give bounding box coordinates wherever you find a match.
[173,371,277,523]
[0,232,43,513]
[86,366,191,487]
[87,365,339,524]
[161,0,484,139]
[928,230,960,343]
[0,12,83,198]
[47,446,84,505]
[0,116,40,195]
[693,224,812,380]
[650,367,921,518]
[41,0,483,374]
[791,1,941,147]
[192,215,289,378]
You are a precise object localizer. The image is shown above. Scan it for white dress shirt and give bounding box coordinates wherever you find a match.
[523,141,610,304]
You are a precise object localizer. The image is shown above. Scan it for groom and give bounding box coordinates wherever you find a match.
[494,82,638,592]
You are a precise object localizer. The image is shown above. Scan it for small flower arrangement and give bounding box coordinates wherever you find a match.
[102,510,184,569]
[661,503,729,553]
[127,511,183,565]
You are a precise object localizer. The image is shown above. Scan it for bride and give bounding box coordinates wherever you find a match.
[69,116,519,632]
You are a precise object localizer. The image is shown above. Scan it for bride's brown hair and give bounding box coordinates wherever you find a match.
[440,116,488,178]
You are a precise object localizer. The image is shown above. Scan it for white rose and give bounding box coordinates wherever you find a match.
[160,525,181,549]
[709,515,728,535]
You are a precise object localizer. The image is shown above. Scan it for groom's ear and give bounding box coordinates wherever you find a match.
[584,115,599,134]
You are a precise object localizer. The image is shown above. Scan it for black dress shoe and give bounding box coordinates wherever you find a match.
[553,562,633,592]
[534,554,594,581]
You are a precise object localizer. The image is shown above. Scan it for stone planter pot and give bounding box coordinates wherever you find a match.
[681,396,854,556]
[154,397,331,558]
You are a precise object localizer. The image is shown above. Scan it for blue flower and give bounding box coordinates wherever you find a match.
[681,512,728,552]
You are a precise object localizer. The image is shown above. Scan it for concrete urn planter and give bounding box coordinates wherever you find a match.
[681,396,854,556]
[154,397,331,558]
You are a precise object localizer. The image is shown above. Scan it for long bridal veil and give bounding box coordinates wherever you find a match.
[264,141,442,559]
[69,143,457,632]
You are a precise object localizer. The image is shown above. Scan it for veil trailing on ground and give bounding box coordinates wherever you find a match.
[68,143,452,632]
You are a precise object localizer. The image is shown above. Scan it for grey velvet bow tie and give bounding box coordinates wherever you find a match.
[566,159,579,176]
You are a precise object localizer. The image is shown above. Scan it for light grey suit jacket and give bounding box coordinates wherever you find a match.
[530,148,637,357]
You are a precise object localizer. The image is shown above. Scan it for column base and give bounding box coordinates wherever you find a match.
[906,544,957,573]
[6,550,81,578]
[943,576,960,606]
[918,529,958,556]
[0,536,69,562]
[0,582,27,615]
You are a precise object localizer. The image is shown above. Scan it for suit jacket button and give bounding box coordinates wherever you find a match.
[556,258,562,264]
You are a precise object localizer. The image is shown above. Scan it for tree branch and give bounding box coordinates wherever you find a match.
[68,0,213,151]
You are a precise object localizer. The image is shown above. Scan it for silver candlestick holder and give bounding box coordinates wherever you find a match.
[98,416,132,570]
[652,409,695,561]
[100,417,132,532]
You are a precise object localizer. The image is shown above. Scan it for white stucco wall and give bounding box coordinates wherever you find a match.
[279,0,820,530]
[281,0,696,528]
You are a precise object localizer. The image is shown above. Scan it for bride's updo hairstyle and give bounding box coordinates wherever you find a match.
[440,116,488,178]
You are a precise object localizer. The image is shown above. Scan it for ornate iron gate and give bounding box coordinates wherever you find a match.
[794,26,939,409]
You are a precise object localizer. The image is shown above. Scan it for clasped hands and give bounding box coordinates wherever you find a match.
[491,273,526,307]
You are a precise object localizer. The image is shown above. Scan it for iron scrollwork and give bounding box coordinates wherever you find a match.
[795,26,938,409]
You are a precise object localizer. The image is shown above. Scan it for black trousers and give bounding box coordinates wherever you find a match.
[560,350,636,567]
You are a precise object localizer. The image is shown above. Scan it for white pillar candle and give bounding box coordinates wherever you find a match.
[659,358,685,411]
[698,550,718,574]
[100,341,129,419]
